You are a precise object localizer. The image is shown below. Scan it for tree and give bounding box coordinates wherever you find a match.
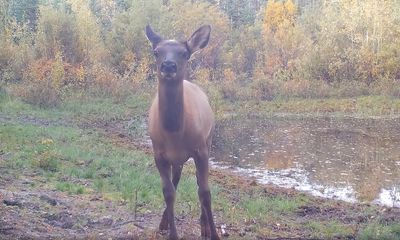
[218,0,267,28]
[68,0,108,64]
[106,0,163,74]
[0,0,10,33]
[160,0,230,76]
[262,0,308,77]
[8,0,39,31]
[301,0,400,85]
[35,4,80,63]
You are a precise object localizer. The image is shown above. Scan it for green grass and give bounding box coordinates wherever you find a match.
[217,95,400,120]
[357,222,400,240]
[0,93,212,213]
[241,194,307,218]
[305,220,354,239]
[0,91,160,208]
[0,120,164,205]
[1,91,399,239]
[0,91,151,125]
[56,181,86,194]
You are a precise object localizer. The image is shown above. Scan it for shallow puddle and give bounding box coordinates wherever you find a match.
[212,115,400,207]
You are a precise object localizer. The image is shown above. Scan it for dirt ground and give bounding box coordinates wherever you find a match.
[1,116,400,240]
[2,167,400,240]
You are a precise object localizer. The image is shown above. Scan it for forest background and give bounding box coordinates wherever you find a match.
[1,0,400,107]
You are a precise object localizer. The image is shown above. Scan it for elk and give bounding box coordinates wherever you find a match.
[145,25,219,240]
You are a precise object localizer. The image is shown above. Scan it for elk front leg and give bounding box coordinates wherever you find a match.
[194,150,220,240]
[160,164,183,231]
[155,158,178,240]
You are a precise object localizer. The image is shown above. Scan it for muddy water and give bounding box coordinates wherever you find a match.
[211,116,400,207]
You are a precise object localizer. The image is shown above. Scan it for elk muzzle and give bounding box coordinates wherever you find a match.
[161,60,177,73]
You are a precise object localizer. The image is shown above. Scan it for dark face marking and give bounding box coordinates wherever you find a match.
[153,40,190,84]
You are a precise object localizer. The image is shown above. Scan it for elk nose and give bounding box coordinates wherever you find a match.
[161,61,177,73]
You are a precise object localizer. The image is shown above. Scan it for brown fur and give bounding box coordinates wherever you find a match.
[146,25,220,240]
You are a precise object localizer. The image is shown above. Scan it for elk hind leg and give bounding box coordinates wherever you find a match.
[194,150,220,240]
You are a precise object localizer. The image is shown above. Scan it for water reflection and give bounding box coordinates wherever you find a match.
[212,116,400,207]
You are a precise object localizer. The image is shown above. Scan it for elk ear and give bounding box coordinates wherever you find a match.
[145,25,163,49]
[187,25,211,54]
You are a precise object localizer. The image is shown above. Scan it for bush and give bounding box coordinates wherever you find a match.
[34,138,60,172]
[2,0,400,103]
[251,77,278,101]
[12,54,59,107]
[372,76,400,98]
[87,62,135,100]
[11,78,61,108]
[220,68,239,100]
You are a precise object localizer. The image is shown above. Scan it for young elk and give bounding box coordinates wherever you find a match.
[145,25,220,240]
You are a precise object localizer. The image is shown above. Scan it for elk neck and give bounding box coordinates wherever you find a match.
[158,80,184,132]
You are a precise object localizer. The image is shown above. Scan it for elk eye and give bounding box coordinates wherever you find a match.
[181,51,189,59]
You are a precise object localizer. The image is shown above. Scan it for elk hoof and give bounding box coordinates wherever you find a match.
[159,218,169,231]
[211,235,221,240]
[168,232,179,240]
[200,223,211,238]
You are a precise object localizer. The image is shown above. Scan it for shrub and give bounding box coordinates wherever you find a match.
[11,78,61,108]
[87,62,139,101]
[220,68,239,100]
[372,76,400,98]
[251,77,278,101]
[34,138,60,172]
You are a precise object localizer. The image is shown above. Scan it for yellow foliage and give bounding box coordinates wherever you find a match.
[263,0,296,35]
[132,56,151,87]
[264,0,284,34]
[51,51,65,90]
[223,68,236,83]
[162,0,230,69]
[119,51,151,88]
[67,0,108,63]
[220,68,239,100]
[75,65,86,87]
[90,63,118,91]
[25,59,51,83]
[121,51,136,73]
[284,0,296,18]
[196,68,211,86]
[4,0,400,102]
[262,0,306,75]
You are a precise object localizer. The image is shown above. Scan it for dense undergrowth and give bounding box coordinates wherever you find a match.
[1,0,400,108]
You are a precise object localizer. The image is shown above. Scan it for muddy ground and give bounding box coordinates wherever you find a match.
[1,115,400,240]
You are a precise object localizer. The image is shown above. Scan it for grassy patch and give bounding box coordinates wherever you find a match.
[56,181,86,195]
[241,194,306,218]
[0,124,78,170]
[0,118,163,207]
[305,220,354,239]
[0,91,151,124]
[357,222,400,240]
[2,91,400,239]
[0,105,208,213]
[217,95,400,120]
